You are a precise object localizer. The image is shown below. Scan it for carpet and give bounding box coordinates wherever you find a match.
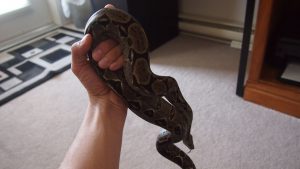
[0,28,83,106]
[0,35,299,169]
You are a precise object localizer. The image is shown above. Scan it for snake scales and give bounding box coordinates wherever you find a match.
[84,7,196,169]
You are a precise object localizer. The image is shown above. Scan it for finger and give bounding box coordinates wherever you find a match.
[98,44,122,69]
[92,39,118,61]
[105,4,115,8]
[109,55,124,71]
[71,34,92,66]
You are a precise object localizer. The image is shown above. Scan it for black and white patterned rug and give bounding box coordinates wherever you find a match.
[0,28,83,106]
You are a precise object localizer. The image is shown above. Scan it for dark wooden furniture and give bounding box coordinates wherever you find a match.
[244,0,300,118]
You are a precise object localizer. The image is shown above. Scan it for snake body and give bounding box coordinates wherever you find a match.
[84,8,196,169]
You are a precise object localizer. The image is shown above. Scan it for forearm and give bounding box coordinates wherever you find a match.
[59,101,127,169]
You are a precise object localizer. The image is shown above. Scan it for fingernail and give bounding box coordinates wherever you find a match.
[109,64,117,71]
[80,34,90,47]
[80,35,88,44]
[110,64,120,71]
[105,4,114,8]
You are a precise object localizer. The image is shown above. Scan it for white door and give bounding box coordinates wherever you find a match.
[0,0,54,48]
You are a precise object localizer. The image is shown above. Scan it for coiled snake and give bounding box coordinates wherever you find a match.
[84,7,196,169]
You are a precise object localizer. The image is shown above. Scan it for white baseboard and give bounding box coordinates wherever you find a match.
[179,13,254,49]
[0,24,58,52]
[230,40,253,50]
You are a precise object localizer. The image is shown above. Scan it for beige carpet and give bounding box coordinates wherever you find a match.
[0,35,299,169]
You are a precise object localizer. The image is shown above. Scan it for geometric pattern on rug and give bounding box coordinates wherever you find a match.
[0,28,83,106]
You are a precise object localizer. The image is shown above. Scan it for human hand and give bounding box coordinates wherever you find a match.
[58,6,127,169]
[71,5,127,116]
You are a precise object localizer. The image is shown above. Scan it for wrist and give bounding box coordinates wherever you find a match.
[86,97,127,131]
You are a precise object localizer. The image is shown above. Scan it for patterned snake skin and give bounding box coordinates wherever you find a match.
[84,8,196,169]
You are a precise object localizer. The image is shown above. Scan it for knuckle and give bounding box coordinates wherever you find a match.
[71,42,79,52]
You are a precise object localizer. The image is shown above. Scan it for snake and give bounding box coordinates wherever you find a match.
[84,7,196,169]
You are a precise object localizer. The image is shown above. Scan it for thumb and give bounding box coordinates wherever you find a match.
[104,4,115,8]
[71,34,92,66]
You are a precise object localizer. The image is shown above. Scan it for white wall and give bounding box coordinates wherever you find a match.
[180,0,254,26]
[179,0,258,44]
[0,0,53,44]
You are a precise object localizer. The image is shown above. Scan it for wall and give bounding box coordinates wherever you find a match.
[0,0,52,48]
[178,0,258,45]
[180,0,252,26]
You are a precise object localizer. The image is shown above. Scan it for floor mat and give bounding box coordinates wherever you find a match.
[0,28,83,106]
